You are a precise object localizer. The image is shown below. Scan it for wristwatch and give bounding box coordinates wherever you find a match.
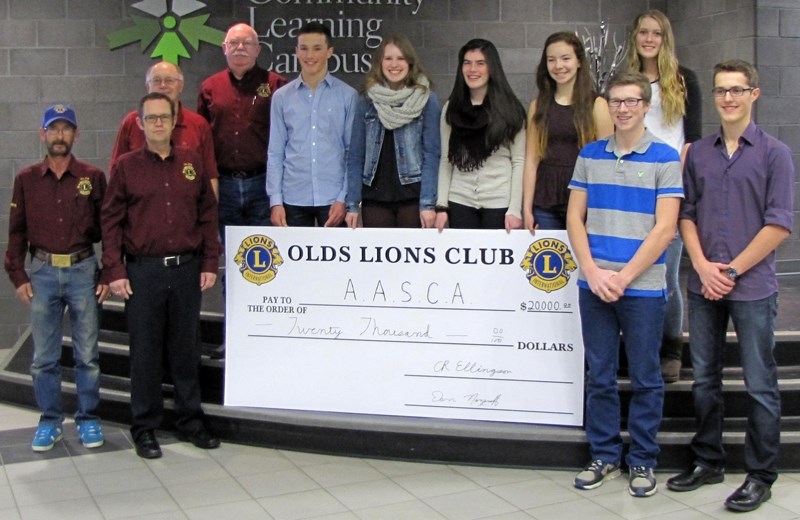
[727,267,739,281]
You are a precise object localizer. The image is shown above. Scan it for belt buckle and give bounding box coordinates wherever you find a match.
[231,170,247,179]
[163,255,180,267]
[50,253,73,268]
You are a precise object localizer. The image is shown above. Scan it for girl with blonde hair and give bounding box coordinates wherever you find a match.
[628,9,702,382]
[346,35,440,228]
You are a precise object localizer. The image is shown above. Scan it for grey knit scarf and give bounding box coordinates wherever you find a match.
[367,76,431,130]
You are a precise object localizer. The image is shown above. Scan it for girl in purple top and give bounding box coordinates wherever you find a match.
[522,32,613,232]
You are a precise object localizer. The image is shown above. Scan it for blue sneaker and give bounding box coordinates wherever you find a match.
[31,424,63,452]
[77,420,105,448]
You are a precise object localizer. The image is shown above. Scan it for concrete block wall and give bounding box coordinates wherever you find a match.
[0,0,796,346]
[668,0,799,267]
[756,0,800,263]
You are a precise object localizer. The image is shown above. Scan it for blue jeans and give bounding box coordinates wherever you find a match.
[29,256,100,426]
[661,235,684,359]
[533,206,567,230]
[218,173,270,247]
[687,291,780,485]
[579,288,665,467]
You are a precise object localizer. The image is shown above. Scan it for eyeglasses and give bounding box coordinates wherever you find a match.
[147,76,181,86]
[225,39,258,48]
[45,126,75,135]
[608,98,644,108]
[142,114,173,124]
[712,86,755,98]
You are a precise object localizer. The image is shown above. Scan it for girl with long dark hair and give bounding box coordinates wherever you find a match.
[435,39,527,231]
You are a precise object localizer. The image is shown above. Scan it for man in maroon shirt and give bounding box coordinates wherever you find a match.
[102,92,220,459]
[198,22,287,358]
[110,61,219,198]
[198,23,287,244]
[4,104,108,452]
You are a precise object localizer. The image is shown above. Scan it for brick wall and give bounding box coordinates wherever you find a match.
[0,0,796,346]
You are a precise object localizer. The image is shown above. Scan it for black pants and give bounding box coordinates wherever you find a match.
[447,201,506,229]
[126,257,205,441]
[362,200,420,228]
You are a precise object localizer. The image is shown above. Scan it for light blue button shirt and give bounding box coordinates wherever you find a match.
[267,72,357,207]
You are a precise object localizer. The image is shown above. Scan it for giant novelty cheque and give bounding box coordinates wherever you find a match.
[224,227,585,427]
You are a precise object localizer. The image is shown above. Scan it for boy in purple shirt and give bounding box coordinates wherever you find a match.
[667,60,794,512]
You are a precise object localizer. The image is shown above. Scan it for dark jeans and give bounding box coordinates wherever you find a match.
[688,291,780,485]
[126,257,205,441]
[218,173,269,247]
[448,201,506,230]
[362,200,420,228]
[284,203,343,227]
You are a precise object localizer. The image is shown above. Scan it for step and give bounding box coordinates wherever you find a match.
[4,320,800,471]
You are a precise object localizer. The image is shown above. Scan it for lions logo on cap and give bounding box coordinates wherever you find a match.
[182,163,197,181]
[53,104,69,113]
[519,238,577,293]
[256,83,271,98]
[235,235,283,286]
[76,177,93,196]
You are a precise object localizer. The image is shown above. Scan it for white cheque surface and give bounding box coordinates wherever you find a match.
[224,227,585,427]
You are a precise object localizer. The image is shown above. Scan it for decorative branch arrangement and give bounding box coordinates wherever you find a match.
[580,21,628,95]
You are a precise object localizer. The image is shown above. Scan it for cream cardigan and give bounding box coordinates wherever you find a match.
[436,101,525,218]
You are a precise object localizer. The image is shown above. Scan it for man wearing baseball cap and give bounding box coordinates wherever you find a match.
[4,104,109,451]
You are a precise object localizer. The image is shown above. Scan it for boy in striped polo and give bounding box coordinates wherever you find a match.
[566,71,684,497]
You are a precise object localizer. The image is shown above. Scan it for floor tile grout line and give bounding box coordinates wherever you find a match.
[6,403,800,519]
[70,451,108,519]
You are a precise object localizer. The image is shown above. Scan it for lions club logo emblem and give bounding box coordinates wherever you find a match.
[256,83,272,98]
[182,163,197,181]
[519,238,577,293]
[76,177,93,196]
[235,235,283,286]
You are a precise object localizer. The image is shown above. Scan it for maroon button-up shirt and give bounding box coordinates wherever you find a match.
[101,145,220,283]
[109,104,219,179]
[4,156,106,288]
[197,65,287,172]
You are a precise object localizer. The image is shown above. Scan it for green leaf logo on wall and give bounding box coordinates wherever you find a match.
[107,0,225,64]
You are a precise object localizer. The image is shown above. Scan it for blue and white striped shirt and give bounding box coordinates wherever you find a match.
[569,130,683,297]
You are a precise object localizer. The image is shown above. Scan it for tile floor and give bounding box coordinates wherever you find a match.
[2,402,800,519]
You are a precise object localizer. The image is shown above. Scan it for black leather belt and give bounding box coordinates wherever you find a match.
[33,247,94,267]
[125,253,195,267]
[218,167,264,179]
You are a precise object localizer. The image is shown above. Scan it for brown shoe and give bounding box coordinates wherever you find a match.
[661,358,681,383]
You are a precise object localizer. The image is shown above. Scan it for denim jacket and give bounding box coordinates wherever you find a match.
[346,91,441,212]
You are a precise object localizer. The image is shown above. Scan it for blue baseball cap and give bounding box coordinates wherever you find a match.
[42,104,78,128]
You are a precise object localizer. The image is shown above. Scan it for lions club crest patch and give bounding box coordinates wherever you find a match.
[519,238,577,293]
[76,177,93,196]
[182,163,197,181]
[256,83,271,98]
[235,235,283,286]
